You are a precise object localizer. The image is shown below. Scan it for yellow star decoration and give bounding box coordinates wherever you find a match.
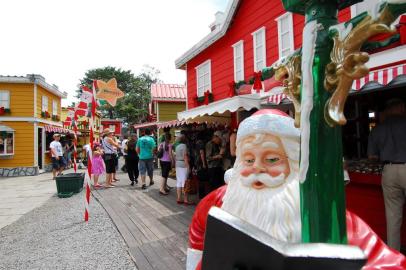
[96,78,125,107]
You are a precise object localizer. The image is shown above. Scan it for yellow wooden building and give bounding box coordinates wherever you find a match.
[61,107,102,146]
[133,84,186,139]
[0,74,68,176]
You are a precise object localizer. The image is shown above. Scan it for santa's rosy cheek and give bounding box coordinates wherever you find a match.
[266,165,286,177]
[240,167,254,177]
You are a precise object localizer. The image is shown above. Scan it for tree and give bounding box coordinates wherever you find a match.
[77,66,160,125]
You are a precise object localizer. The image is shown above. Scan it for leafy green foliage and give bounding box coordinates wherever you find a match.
[77,66,160,125]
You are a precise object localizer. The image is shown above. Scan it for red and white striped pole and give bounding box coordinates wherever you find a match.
[82,82,97,222]
[73,112,78,173]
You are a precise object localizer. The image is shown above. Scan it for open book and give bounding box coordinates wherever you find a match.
[202,207,366,270]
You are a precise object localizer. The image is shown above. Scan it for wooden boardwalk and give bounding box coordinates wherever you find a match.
[93,172,196,270]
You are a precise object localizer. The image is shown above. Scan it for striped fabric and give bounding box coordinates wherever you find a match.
[44,125,75,134]
[267,94,289,105]
[352,63,406,91]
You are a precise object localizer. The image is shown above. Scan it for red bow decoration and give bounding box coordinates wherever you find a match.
[204,90,210,105]
[0,107,4,115]
[253,71,263,93]
[228,82,236,97]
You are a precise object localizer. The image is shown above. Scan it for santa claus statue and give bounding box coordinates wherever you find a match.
[187,109,406,270]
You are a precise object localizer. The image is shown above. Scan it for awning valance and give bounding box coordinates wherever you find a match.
[177,93,271,121]
[44,125,75,135]
[353,63,406,91]
[157,120,186,129]
[0,125,15,132]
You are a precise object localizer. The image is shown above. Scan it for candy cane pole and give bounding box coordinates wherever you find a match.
[73,113,78,173]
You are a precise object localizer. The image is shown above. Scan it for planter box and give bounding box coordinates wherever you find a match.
[55,173,85,198]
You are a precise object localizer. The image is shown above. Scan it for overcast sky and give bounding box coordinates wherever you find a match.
[0,0,228,106]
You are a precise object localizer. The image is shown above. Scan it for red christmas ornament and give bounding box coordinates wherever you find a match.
[253,71,263,93]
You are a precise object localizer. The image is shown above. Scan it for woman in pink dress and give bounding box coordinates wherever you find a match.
[91,143,105,188]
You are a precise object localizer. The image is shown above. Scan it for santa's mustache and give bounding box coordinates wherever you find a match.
[240,172,286,188]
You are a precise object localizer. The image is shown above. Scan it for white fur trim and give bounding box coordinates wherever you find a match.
[237,113,299,144]
[299,20,319,183]
[224,168,233,184]
[186,248,203,270]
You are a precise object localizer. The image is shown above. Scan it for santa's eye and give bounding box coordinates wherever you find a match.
[245,158,255,164]
[265,157,280,164]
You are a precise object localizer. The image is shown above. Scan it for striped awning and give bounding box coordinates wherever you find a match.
[267,93,290,105]
[353,63,406,91]
[44,125,75,134]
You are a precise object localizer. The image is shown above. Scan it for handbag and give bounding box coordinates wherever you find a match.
[157,143,165,159]
[184,174,198,195]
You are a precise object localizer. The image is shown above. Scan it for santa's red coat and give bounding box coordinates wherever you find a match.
[189,186,406,270]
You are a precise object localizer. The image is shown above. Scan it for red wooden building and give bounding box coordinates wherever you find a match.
[101,118,123,137]
[176,0,406,249]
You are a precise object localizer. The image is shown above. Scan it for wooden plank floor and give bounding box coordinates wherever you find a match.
[93,171,197,270]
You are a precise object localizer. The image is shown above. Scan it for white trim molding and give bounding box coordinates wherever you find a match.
[366,45,406,69]
[33,82,37,117]
[195,59,212,97]
[232,40,245,82]
[175,0,241,69]
[0,117,63,127]
[275,12,294,59]
[252,26,267,72]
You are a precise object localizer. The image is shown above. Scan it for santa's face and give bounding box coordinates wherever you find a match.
[239,134,290,190]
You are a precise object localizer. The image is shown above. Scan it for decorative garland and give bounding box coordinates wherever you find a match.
[196,90,214,105]
[232,67,275,94]
[41,111,50,118]
[0,107,11,115]
[51,115,60,121]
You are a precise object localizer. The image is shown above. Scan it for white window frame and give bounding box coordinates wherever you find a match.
[232,40,245,82]
[0,90,10,109]
[252,27,267,72]
[195,60,212,97]
[0,131,15,156]
[42,96,48,112]
[276,12,294,59]
[52,100,58,116]
[109,125,116,133]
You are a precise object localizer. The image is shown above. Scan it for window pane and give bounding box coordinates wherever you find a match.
[282,49,291,58]
[0,101,7,108]
[256,60,264,71]
[281,17,289,33]
[6,133,13,154]
[255,32,263,47]
[281,33,290,49]
[236,70,243,82]
[256,46,263,60]
[236,57,242,71]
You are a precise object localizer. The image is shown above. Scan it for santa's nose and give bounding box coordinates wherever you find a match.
[252,163,266,173]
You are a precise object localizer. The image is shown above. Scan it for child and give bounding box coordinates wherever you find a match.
[91,143,105,188]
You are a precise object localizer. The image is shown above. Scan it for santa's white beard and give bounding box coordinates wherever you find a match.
[221,166,301,243]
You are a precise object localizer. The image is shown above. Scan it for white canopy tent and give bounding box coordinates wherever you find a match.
[177,92,274,122]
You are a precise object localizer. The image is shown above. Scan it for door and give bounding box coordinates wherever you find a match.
[37,127,43,169]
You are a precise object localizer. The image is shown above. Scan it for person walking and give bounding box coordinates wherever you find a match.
[175,134,192,204]
[158,133,173,195]
[136,128,156,189]
[368,98,406,251]
[101,128,120,188]
[205,131,225,190]
[126,134,139,186]
[50,133,66,180]
[121,136,128,172]
[91,143,105,189]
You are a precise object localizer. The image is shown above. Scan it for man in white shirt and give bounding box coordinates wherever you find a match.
[121,136,128,172]
[50,134,66,180]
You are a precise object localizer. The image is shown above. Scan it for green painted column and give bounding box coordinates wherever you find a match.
[280,0,362,244]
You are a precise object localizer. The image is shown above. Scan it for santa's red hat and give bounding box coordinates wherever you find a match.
[236,109,299,144]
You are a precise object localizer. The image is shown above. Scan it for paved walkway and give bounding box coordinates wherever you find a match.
[93,170,197,270]
[0,172,57,229]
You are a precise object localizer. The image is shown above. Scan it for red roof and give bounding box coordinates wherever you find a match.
[151,84,186,101]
